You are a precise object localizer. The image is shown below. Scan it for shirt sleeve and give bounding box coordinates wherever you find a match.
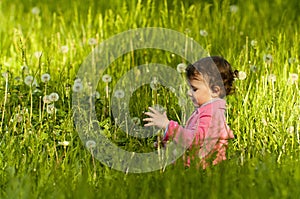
[163,110,212,149]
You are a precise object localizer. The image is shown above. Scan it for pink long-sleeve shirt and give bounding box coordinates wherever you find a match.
[163,98,234,169]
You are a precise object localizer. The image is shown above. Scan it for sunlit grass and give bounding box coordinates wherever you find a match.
[0,0,299,198]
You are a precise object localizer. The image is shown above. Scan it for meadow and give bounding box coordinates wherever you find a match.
[0,0,299,198]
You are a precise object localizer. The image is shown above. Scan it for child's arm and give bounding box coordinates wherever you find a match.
[163,111,212,149]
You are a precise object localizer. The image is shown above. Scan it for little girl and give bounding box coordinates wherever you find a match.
[143,56,235,169]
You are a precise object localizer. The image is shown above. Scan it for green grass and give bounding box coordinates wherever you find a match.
[0,0,299,198]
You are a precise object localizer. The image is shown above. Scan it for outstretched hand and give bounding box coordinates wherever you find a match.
[143,107,169,129]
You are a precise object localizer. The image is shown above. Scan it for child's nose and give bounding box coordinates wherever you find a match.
[187,89,193,97]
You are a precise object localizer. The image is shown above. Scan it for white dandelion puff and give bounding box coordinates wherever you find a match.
[88,38,97,46]
[86,140,96,149]
[168,86,176,93]
[3,59,12,67]
[250,40,258,47]
[238,71,247,80]
[263,54,273,64]
[49,92,59,102]
[250,65,258,72]
[14,113,23,123]
[229,5,239,13]
[74,78,82,84]
[288,73,298,84]
[21,65,29,73]
[114,89,125,99]
[24,75,37,86]
[93,91,100,99]
[199,29,208,37]
[131,117,141,126]
[262,118,268,126]
[2,72,8,79]
[287,126,295,134]
[34,51,43,59]
[102,74,112,83]
[72,82,83,92]
[267,74,276,83]
[58,141,70,147]
[41,73,51,83]
[31,7,40,15]
[60,45,69,53]
[288,57,297,64]
[150,77,160,90]
[177,63,187,73]
[47,104,56,114]
[43,95,51,104]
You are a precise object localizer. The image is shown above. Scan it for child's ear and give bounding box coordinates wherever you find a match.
[211,85,221,97]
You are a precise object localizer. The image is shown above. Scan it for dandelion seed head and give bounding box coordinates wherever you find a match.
[262,118,268,126]
[21,65,29,72]
[24,75,34,86]
[47,104,56,114]
[43,95,51,104]
[168,86,176,93]
[250,40,257,47]
[267,74,276,83]
[93,91,100,99]
[88,38,97,46]
[177,63,187,73]
[60,45,69,53]
[150,77,160,90]
[287,126,294,134]
[288,57,297,64]
[58,141,70,147]
[31,7,40,15]
[34,51,42,59]
[131,117,141,126]
[288,73,298,84]
[102,74,112,83]
[238,71,247,80]
[199,29,208,37]
[86,140,96,148]
[250,65,258,72]
[114,89,125,99]
[41,73,51,83]
[229,5,239,13]
[15,113,23,123]
[2,72,8,79]
[263,54,273,64]
[49,92,59,102]
[74,78,82,84]
[72,82,83,92]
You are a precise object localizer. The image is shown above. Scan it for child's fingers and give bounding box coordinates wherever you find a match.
[142,118,153,122]
[144,111,155,118]
[144,122,154,127]
[148,107,160,114]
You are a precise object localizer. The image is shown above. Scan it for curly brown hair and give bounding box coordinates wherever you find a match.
[186,56,236,98]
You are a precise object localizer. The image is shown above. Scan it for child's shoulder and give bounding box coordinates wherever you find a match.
[198,98,226,111]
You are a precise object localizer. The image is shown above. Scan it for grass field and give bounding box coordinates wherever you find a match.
[0,0,299,198]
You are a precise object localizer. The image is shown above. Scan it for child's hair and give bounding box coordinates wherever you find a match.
[186,56,237,98]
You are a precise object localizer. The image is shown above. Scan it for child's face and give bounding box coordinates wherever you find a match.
[187,78,213,107]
